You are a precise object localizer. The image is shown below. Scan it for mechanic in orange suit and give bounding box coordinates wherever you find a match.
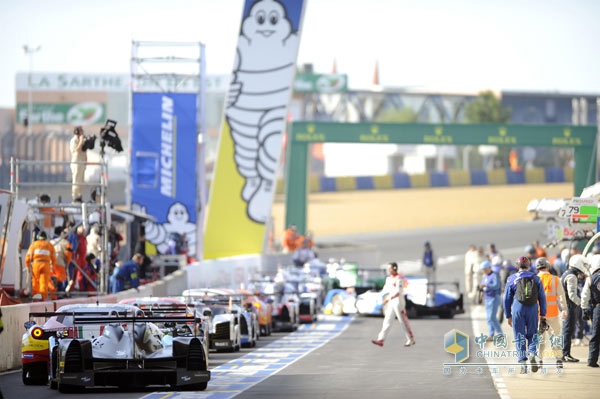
[282,225,299,253]
[25,230,57,301]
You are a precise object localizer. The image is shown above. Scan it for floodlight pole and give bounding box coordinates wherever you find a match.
[23,45,42,141]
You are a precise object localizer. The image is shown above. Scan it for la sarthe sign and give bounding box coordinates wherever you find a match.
[16,72,348,94]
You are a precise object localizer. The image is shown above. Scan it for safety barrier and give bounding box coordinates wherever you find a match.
[0,241,376,372]
[275,166,573,195]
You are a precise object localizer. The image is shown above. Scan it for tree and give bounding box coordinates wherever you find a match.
[464,90,512,123]
[375,107,418,123]
[465,91,513,168]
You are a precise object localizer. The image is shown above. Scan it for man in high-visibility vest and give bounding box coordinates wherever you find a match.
[536,257,568,369]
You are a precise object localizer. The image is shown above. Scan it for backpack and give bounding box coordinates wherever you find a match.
[515,275,538,305]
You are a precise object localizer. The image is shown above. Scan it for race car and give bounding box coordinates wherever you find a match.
[118,296,210,351]
[255,281,300,332]
[181,289,244,352]
[352,277,464,319]
[236,289,273,337]
[284,266,323,323]
[403,277,464,319]
[21,303,143,386]
[50,312,210,392]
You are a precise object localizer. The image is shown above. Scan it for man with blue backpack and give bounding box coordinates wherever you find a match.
[504,256,547,374]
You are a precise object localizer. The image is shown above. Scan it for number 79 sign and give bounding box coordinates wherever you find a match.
[558,198,598,223]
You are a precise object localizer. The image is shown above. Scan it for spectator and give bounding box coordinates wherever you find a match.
[24,231,56,301]
[112,253,143,293]
[504,256,547,374]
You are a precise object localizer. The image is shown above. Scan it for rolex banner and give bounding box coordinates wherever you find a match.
[131,93,199,259]
[204,0,307,259]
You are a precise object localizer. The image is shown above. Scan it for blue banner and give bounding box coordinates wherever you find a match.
[131,93,199,258]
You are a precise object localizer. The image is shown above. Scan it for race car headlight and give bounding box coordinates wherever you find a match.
[31,327,44,339]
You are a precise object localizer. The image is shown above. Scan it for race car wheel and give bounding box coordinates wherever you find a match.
[22,363,47,385]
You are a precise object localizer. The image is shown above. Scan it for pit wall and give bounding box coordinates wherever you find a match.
[1,244,378,372]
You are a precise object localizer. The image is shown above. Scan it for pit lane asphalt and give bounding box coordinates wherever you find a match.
[1,221,551,399]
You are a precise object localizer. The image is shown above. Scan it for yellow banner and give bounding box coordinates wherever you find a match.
[204,0,306,259]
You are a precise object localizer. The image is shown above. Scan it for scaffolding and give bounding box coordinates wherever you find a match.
[9,156,112,295]
[129,40,207,259]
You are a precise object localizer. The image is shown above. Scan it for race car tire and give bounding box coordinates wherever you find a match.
[22,363,47,385]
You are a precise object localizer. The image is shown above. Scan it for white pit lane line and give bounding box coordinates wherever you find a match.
[142,314,353,399]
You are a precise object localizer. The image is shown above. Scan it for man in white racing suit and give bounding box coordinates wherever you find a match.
[372,262,416,347]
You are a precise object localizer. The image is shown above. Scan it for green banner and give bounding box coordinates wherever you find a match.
[293,73,348,93]
[16,102,106,125]
[291,122,596,147]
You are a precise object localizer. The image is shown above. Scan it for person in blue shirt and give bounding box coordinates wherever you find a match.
[480,260,502,340]
[112,253,143,293]
[504,256,547,374]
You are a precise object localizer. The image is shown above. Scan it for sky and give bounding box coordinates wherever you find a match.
[1,0,600,109]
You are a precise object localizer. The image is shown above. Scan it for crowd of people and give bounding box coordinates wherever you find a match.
[467,240,600,372]
[23,220,147,300]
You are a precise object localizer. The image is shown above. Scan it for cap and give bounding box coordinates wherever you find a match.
[480,260,491,270]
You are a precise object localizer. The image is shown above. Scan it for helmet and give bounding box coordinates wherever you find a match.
[535,257,550,270]
[516,256,531,269]
[589,254,600,275]
[480,260,491,270]
[568,254,588,273]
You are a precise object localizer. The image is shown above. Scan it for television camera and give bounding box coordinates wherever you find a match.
[80,119,123,154]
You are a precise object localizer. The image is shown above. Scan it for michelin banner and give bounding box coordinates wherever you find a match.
[131,93,198,258]
[204,0,307,259]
